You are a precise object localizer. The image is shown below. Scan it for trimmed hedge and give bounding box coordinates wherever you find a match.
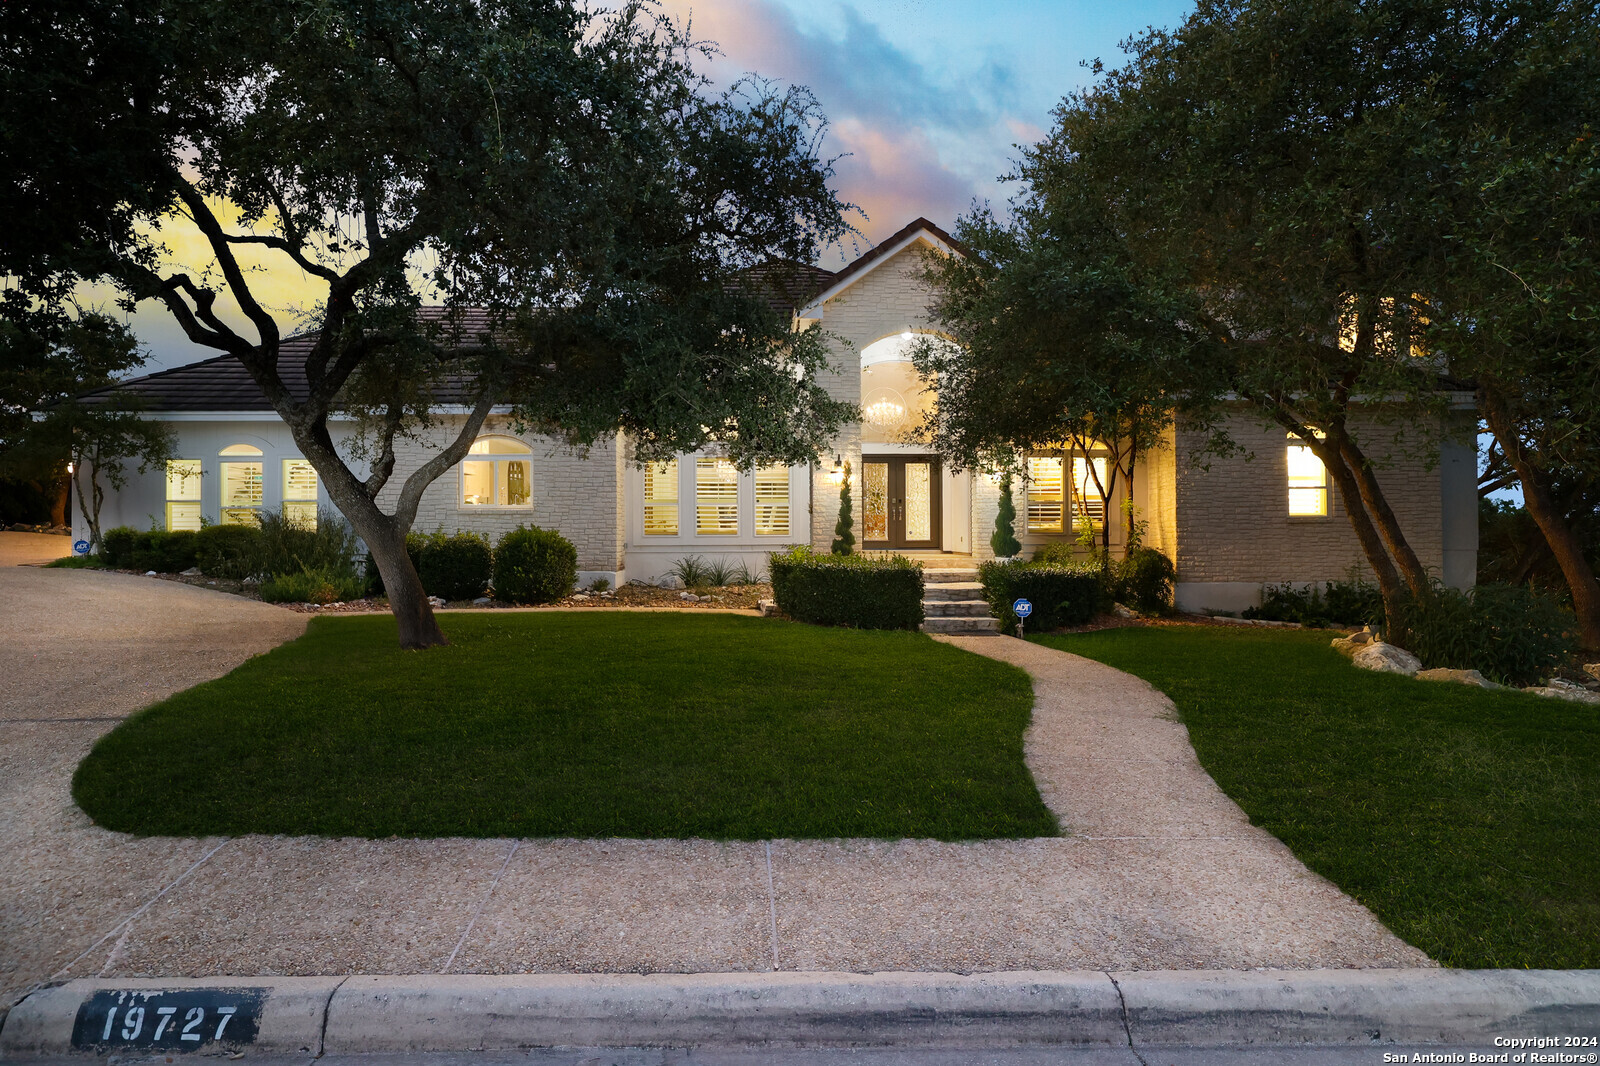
[979,560,1105,635]
[418,531,493,601]
[196,524,265,579]
[493,525,577,604]
[769,546,923,630]
[101,527,199,573]
[259,566,367,605]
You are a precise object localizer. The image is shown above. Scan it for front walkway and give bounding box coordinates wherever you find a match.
[0,568,1427,1016]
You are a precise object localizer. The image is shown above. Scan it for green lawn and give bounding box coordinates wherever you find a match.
[75,612,1055,841]
[1039,626,1600,969]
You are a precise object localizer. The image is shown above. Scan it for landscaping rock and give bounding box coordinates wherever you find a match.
[1331,636,1359,658]
[427,595,446,608]
[658,575,685,589]
[472,596,492,605]
[1111,603,1138,619]
[1415,667,1502,690]
[180,566,203,576]
[758,598,778,617]
[1584,663,1600,684]
[144,570,158,576]
[1352,641,1421,677]
[572,592,590,600]
[1522,682,1600,705]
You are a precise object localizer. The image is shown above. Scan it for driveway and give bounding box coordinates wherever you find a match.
[0,568,1428,1017]
[0,531,72,567]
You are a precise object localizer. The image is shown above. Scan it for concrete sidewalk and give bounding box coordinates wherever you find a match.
[4,567,1425,1024]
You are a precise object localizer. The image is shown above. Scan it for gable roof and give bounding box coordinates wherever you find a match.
[797,217,963,320]
[734,258,837,318]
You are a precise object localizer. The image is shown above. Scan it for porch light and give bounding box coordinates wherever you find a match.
[828,455,845,484]
[66,462,74,475]
[900,330,913,341]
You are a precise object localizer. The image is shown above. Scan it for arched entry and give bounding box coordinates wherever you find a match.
[858,332,948,550]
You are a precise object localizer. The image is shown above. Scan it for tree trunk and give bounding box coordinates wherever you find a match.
[1299,432,1414,627]
[1331,425,1431,596]
[1481,383,1600,651]
[364,524,447,650]
[48,475,69,527]
[71,462,102,551]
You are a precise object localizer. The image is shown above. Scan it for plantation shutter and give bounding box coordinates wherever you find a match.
[643,460,679,535]
[1027,456,1064,532]
[696,458,739,535]
[755,465,790,536]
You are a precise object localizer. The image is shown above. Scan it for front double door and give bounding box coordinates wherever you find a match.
[862,456,941,550]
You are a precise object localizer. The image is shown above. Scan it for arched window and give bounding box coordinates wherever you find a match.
[461,436,532,507]
[219,444,264,525]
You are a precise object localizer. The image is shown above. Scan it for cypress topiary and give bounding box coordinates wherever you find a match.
[831,461,855,555]
[991,474,1022,558]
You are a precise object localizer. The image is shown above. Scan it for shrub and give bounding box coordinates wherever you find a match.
[364,532,426,595]
[196,524,265,579]
[831,462,855,554]
[1115,547,1176,616]
[769,546,923,629]
[418,531,493,601]
[670,555,712,588]
[991,475,1021,558]
[259,565,368,604]
[100,526,139,568]
[979,560,1105,635]
[733,560,767,585]
[254,508,360,578]
[1393,582,1576,688]
[1245,572,1383,628]
[492,525,576,604]
[1031,542,1078,566]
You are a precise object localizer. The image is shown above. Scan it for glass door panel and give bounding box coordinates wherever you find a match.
[863,462,889,542]
[861,456,940,549]
[903,462,932,542]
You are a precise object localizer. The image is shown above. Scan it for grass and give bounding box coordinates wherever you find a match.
[75,612,1055,841]
[1039,626,1600,968]
[44,554,105,568]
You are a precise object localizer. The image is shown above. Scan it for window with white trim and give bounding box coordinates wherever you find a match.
[283,459,319,529]
[461,435,532,507]
[754,465,790,536]
[219,444,263,526]
[643,460,679,535]
[166,459,202,531]
[1026,456,1064,533]
[1288,434,1330,516]
[695,457,739,535]
[1072,455,1109,528]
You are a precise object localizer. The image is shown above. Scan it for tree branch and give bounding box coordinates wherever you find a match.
[392,396,495,529]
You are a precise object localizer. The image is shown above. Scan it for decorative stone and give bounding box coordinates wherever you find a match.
[1584,663,1600,683]
[180,566,203,577]
[1111,603,1138,619]
[1415,667,1502,690]
[1522,683,1600,705]
[1352,641,1421,677]
[472,597,492,606]
[658,575,685,589]
[144,570,158,576]
[572,592,590,600]
[1331,636,1359,658]
[427,595,446,608]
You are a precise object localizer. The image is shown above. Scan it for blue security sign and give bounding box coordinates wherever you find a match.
[1012,598,1033,618]
[73,539,90,555]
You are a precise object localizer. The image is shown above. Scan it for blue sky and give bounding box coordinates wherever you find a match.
[123,0,1196,373]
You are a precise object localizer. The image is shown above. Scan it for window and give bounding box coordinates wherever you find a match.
[755,465,790,536]
[1072,455,1109,527]
[643,460,679,536]
[461,436,531,507]
[1026,456,1064,532]
[219,444,263,526]
[283,459,319,529]
[695,457,739,535]
[1288,435,1330,516]
[165,459,202,531]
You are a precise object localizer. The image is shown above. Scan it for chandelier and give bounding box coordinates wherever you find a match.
[862,387,907,426]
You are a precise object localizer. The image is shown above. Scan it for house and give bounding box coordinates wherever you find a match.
[74,218,1478,611]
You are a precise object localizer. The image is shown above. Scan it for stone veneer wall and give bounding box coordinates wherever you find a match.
[379,418,625,574]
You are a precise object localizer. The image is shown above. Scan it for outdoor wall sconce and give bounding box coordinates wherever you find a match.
[828,455,845,484]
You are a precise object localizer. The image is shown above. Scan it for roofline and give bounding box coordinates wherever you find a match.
[798,217,963,319]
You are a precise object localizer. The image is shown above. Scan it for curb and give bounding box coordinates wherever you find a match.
[3,970,1597,1057]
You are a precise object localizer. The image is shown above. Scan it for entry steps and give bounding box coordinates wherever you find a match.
[919,567,1000,635]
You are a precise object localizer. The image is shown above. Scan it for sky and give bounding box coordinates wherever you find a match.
[113,0,1196,375]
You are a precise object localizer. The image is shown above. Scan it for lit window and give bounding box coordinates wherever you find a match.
[1072,456,1109,527]
[643,460,679,536]
[166,459,202,531]
[1027,457,1064,532]
[1288,435,1329,516]
[219,448,263,526]
[283,459,319,529]
[461,436,532,507]
[755,465,790,536]
[696,457,739,535]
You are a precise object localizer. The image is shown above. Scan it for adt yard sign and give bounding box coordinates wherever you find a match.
[1013,598,1032,618]
[73,539,90,555]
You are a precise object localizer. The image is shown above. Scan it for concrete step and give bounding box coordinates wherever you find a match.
[922,581,985,602]
[923,568,979,583]
[921,599,994,618]
[920,615,1002,634]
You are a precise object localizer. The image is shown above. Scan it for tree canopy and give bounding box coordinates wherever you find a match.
[1,0,858,646]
